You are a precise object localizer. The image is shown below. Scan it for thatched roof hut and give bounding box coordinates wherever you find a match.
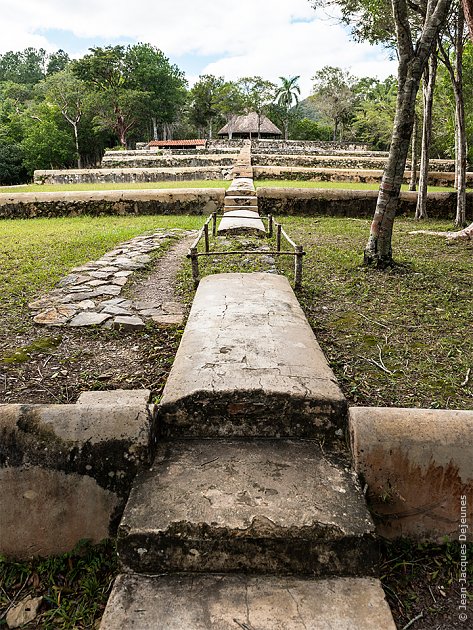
[218,112,282,139]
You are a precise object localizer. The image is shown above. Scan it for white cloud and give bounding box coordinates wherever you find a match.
[0,0,397,96]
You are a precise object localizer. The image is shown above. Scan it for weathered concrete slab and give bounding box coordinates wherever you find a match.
[76,388,151,406]
[158,273,347,440]
[227,177,256,196]
[350,407,473,542]
[0,397,154,558]
[118,439,376,575]
[224,195,258,207]
[218,209,265,234]
[100,574,396,629]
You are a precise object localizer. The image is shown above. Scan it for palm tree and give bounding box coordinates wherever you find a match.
[275,76,301,140]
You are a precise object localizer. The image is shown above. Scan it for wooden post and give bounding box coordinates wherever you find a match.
[294,245,303,290]
[212,212,217,237]
[268,214,273,238]
[276,223,282,252]
[190,247,200,287]
[204,223,209,253]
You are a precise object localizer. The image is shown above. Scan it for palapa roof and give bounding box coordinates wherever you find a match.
[218,112,282,136]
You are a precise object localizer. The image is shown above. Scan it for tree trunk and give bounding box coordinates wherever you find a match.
[152,117,158,140]
[72,122,82,169]
[364,0,452,267]
[454,7,467,226]
[409,112,418,191]
[416,53,437,219]
[364,57,423,266]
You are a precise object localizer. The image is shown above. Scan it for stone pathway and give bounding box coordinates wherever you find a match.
[28,229,196,329]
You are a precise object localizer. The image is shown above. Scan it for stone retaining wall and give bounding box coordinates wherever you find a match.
[252,154,456,172]
[34,167,232,185]
[100,154,237,169]
[0,189,225,219]
[257,188,472,220]
[2,188,470,221]
[253,166,465,186]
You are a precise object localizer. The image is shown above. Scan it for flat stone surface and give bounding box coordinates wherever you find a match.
[77,388,151,406]
[118,439,376,575]
[112,315,146,330]
[33,305,77,326]
[69,312,112,327]
[101,304,133,316]
[100,574,396,629]
[151,314,183,325]
[158,273,347,440]
[218,210,265,235]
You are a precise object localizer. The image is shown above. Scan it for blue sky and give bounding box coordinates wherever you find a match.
[2,0,397,97]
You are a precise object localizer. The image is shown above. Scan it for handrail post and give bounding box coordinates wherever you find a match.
[212,211,217,237]
[204,222,209,253]
[190,247,200,287]
[294,245,303,290]
[268,214,273,238]
[276,223,282,252]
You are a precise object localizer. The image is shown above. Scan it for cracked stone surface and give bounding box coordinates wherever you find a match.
[118,439,377,575]
[158,273,347,441]
[29,229,194,329]
[100,574,396,630]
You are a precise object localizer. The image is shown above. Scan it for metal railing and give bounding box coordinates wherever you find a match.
[187,213,305,290]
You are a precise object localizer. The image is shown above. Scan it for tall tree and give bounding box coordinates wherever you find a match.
[237,76,276,138]
[188,75,225,139]
[44,67,87,168]
[311,66,356,141]
[275,75,301,140]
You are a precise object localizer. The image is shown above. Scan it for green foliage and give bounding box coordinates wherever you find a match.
[0,539,117,628]
[0,137,26,184]
[290,117,332,140]
[351,76,397,149]
[311,66,357,140]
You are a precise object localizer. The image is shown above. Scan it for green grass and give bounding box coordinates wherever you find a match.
[0,540,116,629]
[254,179,456,192]
[0,180,461,193]
[0,181,230,193]
[0,215,201,314]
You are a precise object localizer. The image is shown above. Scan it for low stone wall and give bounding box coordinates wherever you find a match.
[350,407,473,542]
[100,154,237,169]
[257,188,473,220]
[252,154,456,172]
[0,390,154,558]
[253,166,465,186]
[2,187,470,221]
[34,167,232,185]
[207,139,371,153]
[0,189,225,219]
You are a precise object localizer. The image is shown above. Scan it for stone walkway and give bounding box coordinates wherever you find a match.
[28,229,196,329]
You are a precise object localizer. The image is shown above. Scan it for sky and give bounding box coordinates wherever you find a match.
[1,0,397,97]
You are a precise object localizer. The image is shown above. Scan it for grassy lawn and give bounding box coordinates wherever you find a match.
[0,181,230,193]
[0,215,202,317]
[0,180,459,193]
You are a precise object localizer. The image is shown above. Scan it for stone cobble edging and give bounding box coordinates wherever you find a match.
[28,229,194,328]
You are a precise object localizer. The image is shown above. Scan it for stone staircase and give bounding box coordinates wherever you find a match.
[218,143,265,236]
[100,273,396,629]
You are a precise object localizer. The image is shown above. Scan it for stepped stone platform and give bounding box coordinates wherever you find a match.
[100,574,396,629]
[118,439,377,575]
[157,273,346,441]
[218,209,265,234]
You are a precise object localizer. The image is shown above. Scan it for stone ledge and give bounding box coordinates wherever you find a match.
[349,407,473,542]
[0,390,155,558]
[100,574,396,629]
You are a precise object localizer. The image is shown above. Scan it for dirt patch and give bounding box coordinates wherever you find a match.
[0,234,196,405]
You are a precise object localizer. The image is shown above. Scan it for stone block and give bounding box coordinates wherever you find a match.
[349,407,473,541]
[118,439,376,575]
[0,397,154,558]
[100,574,396,629]
[158,273,347,441]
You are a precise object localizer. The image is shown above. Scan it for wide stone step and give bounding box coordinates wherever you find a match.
[100,574,396,629]
[218,210,265,235]
[157,273,347,441]
[117,439,377,575]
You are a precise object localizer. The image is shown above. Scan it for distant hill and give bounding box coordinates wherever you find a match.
[294,97,324,122]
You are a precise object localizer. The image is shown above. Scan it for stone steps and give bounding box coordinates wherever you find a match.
[117,439,377,576]
[224,195,258,207]
[218,209,265,234]
[157,274,347,442]
[100,574,396,629]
